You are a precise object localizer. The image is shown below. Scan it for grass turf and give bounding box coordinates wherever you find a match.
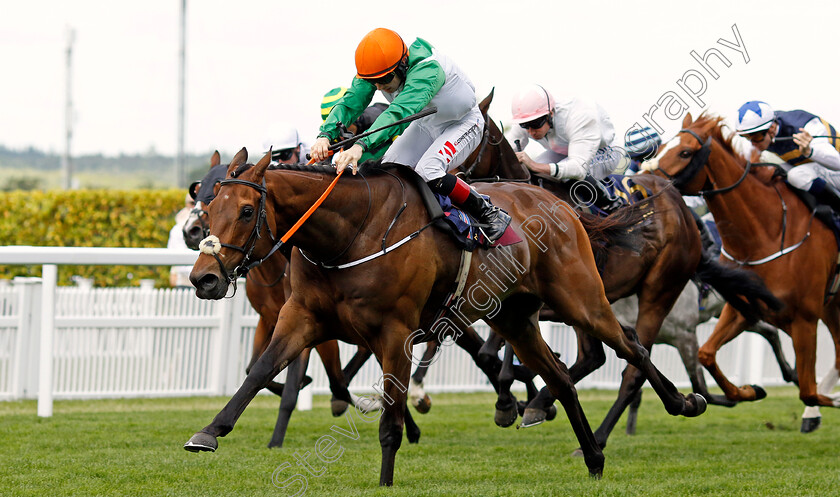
[0,388,837,497]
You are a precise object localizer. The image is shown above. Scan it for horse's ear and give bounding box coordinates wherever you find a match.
[253,148,272,179]
[682,112,693,129]
[478,88,495,115]
[228,148,248,176]
[210,150,221,168]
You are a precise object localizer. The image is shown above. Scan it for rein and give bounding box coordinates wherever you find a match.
[720,182,815,266]
[200,168,345,289]
[457,118,531,184]
[299,168,437,270]
[668,128,815,266]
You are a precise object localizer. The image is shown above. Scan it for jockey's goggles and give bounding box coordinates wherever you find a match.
[519,114,550,130]
[273,148,297,162]
[367,70,397,85]
[746,130,768,144]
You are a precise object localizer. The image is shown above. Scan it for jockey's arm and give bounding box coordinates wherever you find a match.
[552,107,601,180]
[352,61,444,155]
[802,118,840,171]
[319,79,375,142]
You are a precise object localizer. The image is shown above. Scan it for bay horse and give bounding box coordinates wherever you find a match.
[458,91,782,450]
[647,112,840,431]
[616,280,796,437]
[182,152,389,448]
[182,148,707,485]
[183,152,530,444]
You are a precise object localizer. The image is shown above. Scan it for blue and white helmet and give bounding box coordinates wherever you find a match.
[736,101,775,135]
[624,126,662,160]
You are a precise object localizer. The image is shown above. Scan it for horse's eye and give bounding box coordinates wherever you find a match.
[679,150,693,159]
[240,206,254,220]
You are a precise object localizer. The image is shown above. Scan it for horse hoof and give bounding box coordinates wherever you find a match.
[406,428,421,444]
[414,394,432,414]
[570,447,584,458]
[494,404,518,428]
[801,417,821,433]
[184,432,218,453]
[751,385,767,400]
[685,393,707,417]
[331,399,349,417]
[519,407,547,428]
[516,400,528,416]
[351,393,383,413]
[545,404,557,421]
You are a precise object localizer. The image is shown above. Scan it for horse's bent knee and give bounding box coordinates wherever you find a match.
[697,348,715,368]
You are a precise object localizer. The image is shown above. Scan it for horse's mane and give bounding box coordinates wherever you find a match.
[692,112,782,184]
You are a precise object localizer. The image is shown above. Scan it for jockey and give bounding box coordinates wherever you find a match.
[736,100,840,212]
[311,28,511,242]
[262,122,308,165]
[624,126,662,174]
[506,84,624,213]
[321,87,391,162]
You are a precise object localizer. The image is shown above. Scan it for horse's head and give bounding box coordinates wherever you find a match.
[644,112,727,195]
[455,89,530,182]
[190,147,275,299]
[183,151,230,249]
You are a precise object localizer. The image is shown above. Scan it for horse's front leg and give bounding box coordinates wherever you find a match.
[184,301,315,452]
[698,304,762,401]
[376,337,412,487]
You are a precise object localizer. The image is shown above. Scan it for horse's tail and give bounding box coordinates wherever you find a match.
[579,206,647,269]
[694,252,784,323]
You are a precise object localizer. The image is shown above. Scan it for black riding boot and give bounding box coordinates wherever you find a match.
[583,175,622,214]
[814,183,840,214]
[428,174,512,243]
[690,209,719,256]
[460,188,512,242]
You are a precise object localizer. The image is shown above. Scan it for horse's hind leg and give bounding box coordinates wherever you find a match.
[248,317,289,396]
[521,328,605,427]
[491,310,603,478]
[494,343,518,428]
[315,341,354,417]
[408,341,437,414]
[625,389,642,435]
[268,347,311,448]
[542,282,705,418]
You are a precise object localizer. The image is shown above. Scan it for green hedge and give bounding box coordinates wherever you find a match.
[0,189,187,287]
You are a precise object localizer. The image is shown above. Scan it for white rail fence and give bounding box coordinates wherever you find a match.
[0,246,834,418]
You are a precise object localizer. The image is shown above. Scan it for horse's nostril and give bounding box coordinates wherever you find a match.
[196,273,219,290]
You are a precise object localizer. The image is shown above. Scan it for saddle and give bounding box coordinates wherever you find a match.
[593,174,654,216]
[405,168,490,251]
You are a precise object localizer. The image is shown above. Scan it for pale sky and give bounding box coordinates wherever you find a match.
[2,0,839,158]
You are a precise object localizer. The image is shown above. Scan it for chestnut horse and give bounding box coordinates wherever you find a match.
[455,92,780,450]
[182,148,707,485]
[647,112,840,431]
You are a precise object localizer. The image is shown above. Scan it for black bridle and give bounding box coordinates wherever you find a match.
[202,177,284,290]
[661,128,751,197]
[189,203,211,240]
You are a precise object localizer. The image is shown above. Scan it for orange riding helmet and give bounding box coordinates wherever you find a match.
[355,28,409,79]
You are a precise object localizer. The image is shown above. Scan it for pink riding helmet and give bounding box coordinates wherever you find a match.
[510,84,555,124]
